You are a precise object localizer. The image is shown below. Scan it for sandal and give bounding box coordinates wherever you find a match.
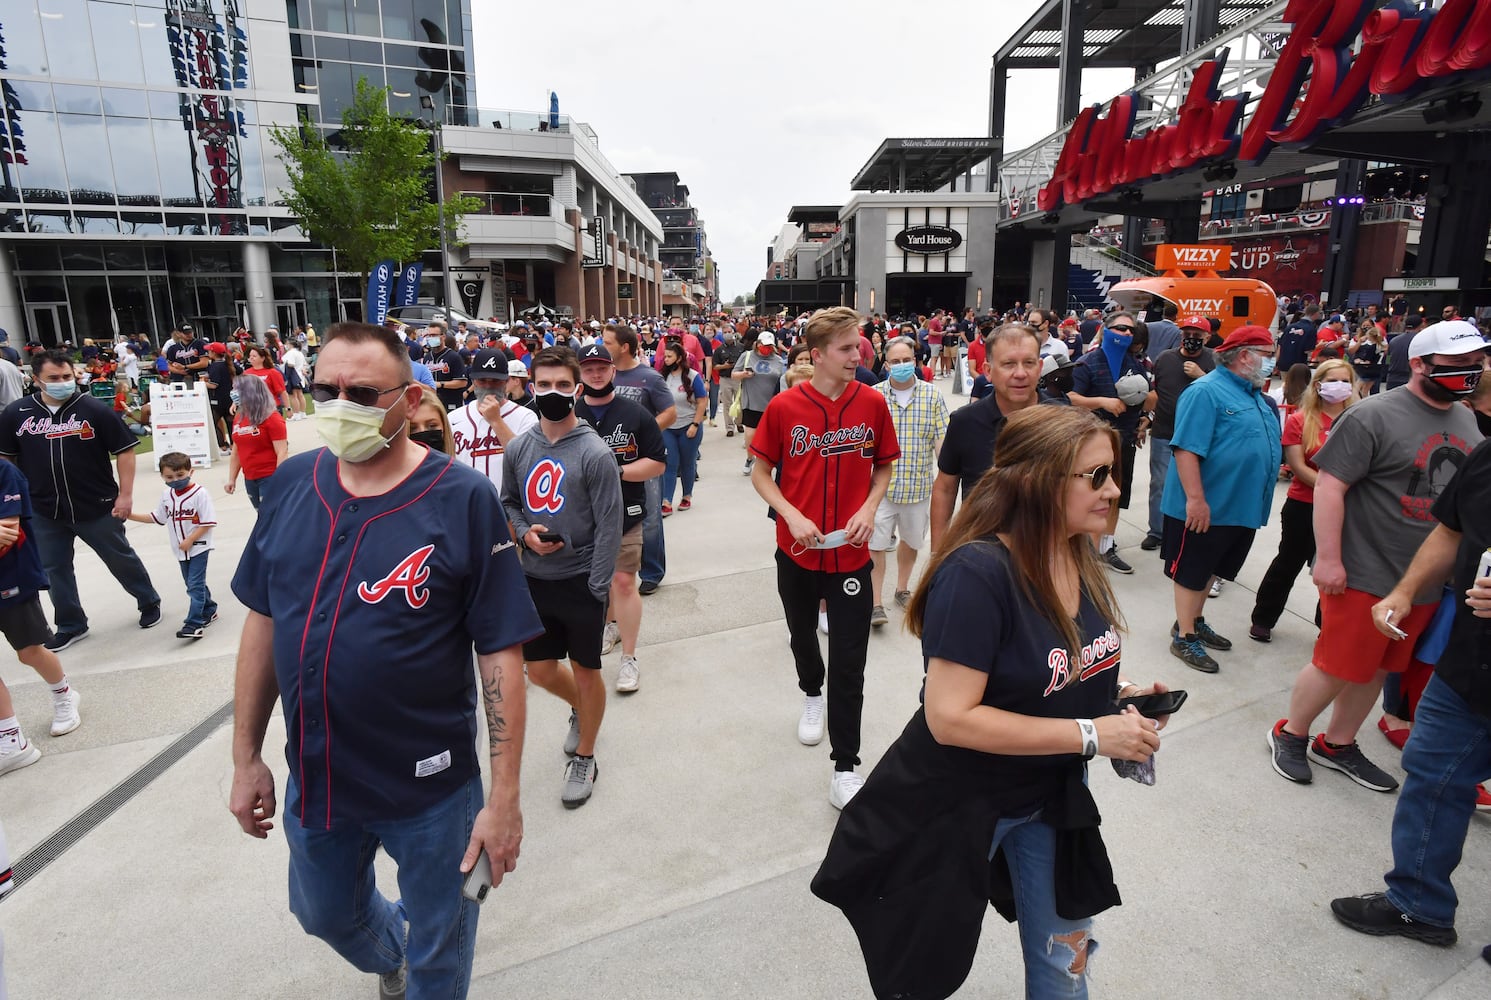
[678,497,692,511]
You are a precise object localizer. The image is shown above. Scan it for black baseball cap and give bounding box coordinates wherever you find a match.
[470,348,510,379]
[578,343,613,366]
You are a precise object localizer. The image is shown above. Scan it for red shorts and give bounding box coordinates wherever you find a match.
[1312,587,1437,684]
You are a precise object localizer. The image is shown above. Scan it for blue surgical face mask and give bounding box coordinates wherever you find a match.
[168,478,193,493]
[1258,356,1277,378]
[889,361,917,383]
[790,529,862,558]
[229,389,241,403]
[42,381,76,402]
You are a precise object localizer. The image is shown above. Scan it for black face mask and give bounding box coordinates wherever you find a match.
[1422,363,1483,400]
[409,429,446,452]
[1181,337,1205,354]
[535,390,576,421]
[581,380,614,398]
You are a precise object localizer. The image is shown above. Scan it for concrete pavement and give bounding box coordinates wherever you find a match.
[1,383,1488,999]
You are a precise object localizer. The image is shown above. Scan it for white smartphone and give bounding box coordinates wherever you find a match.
[461,851,493,903]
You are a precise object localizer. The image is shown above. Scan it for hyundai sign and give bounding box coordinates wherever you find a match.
[895,225,962,255]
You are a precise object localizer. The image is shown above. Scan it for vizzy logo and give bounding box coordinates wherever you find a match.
[1177,298,1225,314]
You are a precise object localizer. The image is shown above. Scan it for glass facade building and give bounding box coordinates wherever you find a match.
[0,0,478,344]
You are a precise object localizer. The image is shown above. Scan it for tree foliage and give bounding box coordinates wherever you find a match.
[731,294,745,307]
[267,78,481,281]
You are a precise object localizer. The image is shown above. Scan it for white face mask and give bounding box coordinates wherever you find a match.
[789,529,862,558]
[314,397,402,463]
[1317,380,1354,403]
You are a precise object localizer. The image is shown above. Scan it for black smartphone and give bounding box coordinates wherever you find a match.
[1118,690,1187,719]
[536,531,563,543]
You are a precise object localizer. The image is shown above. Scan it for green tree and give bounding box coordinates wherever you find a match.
[731,294,745,307]
[267,78,480,285]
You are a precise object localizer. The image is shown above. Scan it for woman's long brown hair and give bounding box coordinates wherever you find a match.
[907,406,1126,657]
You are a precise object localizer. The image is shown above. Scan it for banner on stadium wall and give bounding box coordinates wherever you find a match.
[394,262,423,307]
[366,259,396,325]
[1206,232,1328,300]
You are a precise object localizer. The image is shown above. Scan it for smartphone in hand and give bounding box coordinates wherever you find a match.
[1118,690,1187,719]
[461,851,493,903]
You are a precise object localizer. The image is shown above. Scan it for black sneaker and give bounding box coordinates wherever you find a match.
[1140,534,1161,551]
[638,580,659,596]
[1104,549,1134,574]
[175,625,205,640]
[1268,719,1313,784]
[1172,616,1232,651]
[139,604,162,629]
[1310,736,1399,792]
[44,629,89,653]
[1330,893,1456,946]
[203,611,219,628]
[1170,633,1219,673]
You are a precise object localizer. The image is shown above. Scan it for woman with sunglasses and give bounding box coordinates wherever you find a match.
[814,405,1168,1000]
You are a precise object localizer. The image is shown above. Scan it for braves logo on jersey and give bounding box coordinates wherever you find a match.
[357,544,436,609]
[788,422,876,459]
[525,458,566,515]
[17,414,96,441]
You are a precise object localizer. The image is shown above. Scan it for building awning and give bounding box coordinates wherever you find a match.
[851,139,1000,193]
[994,0,1276,70]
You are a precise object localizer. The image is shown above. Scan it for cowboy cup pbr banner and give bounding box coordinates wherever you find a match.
[454,268,487,317]
[366,259,397,325]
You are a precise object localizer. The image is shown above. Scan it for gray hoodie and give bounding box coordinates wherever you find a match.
[500,420,623,600]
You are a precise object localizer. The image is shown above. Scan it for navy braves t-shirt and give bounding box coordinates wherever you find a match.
[920,539,1120,736]
[0,461,49,604]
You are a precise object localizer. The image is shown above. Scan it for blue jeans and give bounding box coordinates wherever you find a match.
[1384,674,1491,929]
[245,476,270,510]
[641,475,666,585]
[177,554,217,629]
[990,813,1096,999]
[285,773,483,1000]
[31,512,160,634]
[1146,436,1173,540]
[661,425,701,503]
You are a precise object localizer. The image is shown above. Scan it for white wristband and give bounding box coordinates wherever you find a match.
[1076,719,1100,759]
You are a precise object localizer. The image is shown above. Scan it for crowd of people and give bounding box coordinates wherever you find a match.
[2,295,1489,999]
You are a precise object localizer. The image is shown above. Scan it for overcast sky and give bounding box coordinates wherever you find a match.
[471,0,1133,300]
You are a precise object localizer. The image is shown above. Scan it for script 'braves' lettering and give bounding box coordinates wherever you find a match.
[788,423,877,458]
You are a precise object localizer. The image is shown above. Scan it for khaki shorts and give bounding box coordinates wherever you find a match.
[871,499,930,552]
[615,523,643,575]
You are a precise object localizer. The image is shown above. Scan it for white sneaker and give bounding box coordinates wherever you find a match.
[829,770,865,810]
[600,621,621,656]
[51,689,81,737]
[741,458,754,476]
[0,736,40,776]
[1209,578,1225,599]
[616,654,640,693]
[818,610,829,635]
[798,695,825,746]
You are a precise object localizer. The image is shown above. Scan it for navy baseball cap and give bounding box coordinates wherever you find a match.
[578,343,613,366]
[470,348,510,379]
[0,329,8,342]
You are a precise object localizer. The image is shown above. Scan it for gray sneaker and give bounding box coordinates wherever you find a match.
[1170,634,1219,673]
[563,709,580,756]
[562,755,597,808]
[1268,720,1313,784]
[378,964,407,999]
[893,590,912,609]
[1309,736,1399,792]
[870,605,889,628]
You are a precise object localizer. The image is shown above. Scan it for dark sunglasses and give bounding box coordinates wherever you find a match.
[310,381,409,407]
[1108,324,1136,334]
[1073,464,1113,490]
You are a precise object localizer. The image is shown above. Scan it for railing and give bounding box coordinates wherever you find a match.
[447,106,571,133]
[459,191,553,218]
[1071,233,1156,277]
[644,194,689,211]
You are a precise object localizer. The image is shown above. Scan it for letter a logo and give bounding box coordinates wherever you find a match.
[525,458,566,515]
[357,544,436,609]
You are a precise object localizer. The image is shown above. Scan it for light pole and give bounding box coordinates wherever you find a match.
[420,95,449,309]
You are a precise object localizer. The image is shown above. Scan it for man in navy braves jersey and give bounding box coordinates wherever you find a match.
[449,348,538,491]
[501,347,623,808]
[228,322,542,1000]
[163,326,210,385]
[0,350,161,651]
[750,307,899,810]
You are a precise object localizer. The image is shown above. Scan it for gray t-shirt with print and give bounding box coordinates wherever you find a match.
[1313,388,1483,600]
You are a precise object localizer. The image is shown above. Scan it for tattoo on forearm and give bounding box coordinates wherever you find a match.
[483,667,508,754]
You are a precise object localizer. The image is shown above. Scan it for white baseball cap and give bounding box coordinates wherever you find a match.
[758,331,776,346]
[1408,319,1488,360]
[508,359,528,378]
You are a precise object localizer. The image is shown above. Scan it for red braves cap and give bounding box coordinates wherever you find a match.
[1218,325,1275,351]
[1180,315,1209,330]
[206,342,227,354]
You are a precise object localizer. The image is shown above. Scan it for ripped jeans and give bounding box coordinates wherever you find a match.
[991,813,1096,999]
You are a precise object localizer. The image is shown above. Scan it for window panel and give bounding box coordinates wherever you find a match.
[309,0,348,33]
[52,85,102,116]
[12,244,61,271]
[13,111,68,204]
[5,80,54,113]
[38,0,96,81]
[410,0,447,41]
[89,0,145,83]
[24,207,77,234]
[348,0,380,35]
[1,2,50,75]
[152,117,203,206]
[107,116,161,205]
[58,112,115,202]
[134,13,180,89]
[102,88,150,118]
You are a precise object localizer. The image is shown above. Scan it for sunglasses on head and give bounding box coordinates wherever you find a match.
[1073,464,1113,490]
[310,382,409,407]
[1108,324,1135,334]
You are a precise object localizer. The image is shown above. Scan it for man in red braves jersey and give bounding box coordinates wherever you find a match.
[449,348,538,491]
[229,323,541,1000]
[750,307,899,810]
